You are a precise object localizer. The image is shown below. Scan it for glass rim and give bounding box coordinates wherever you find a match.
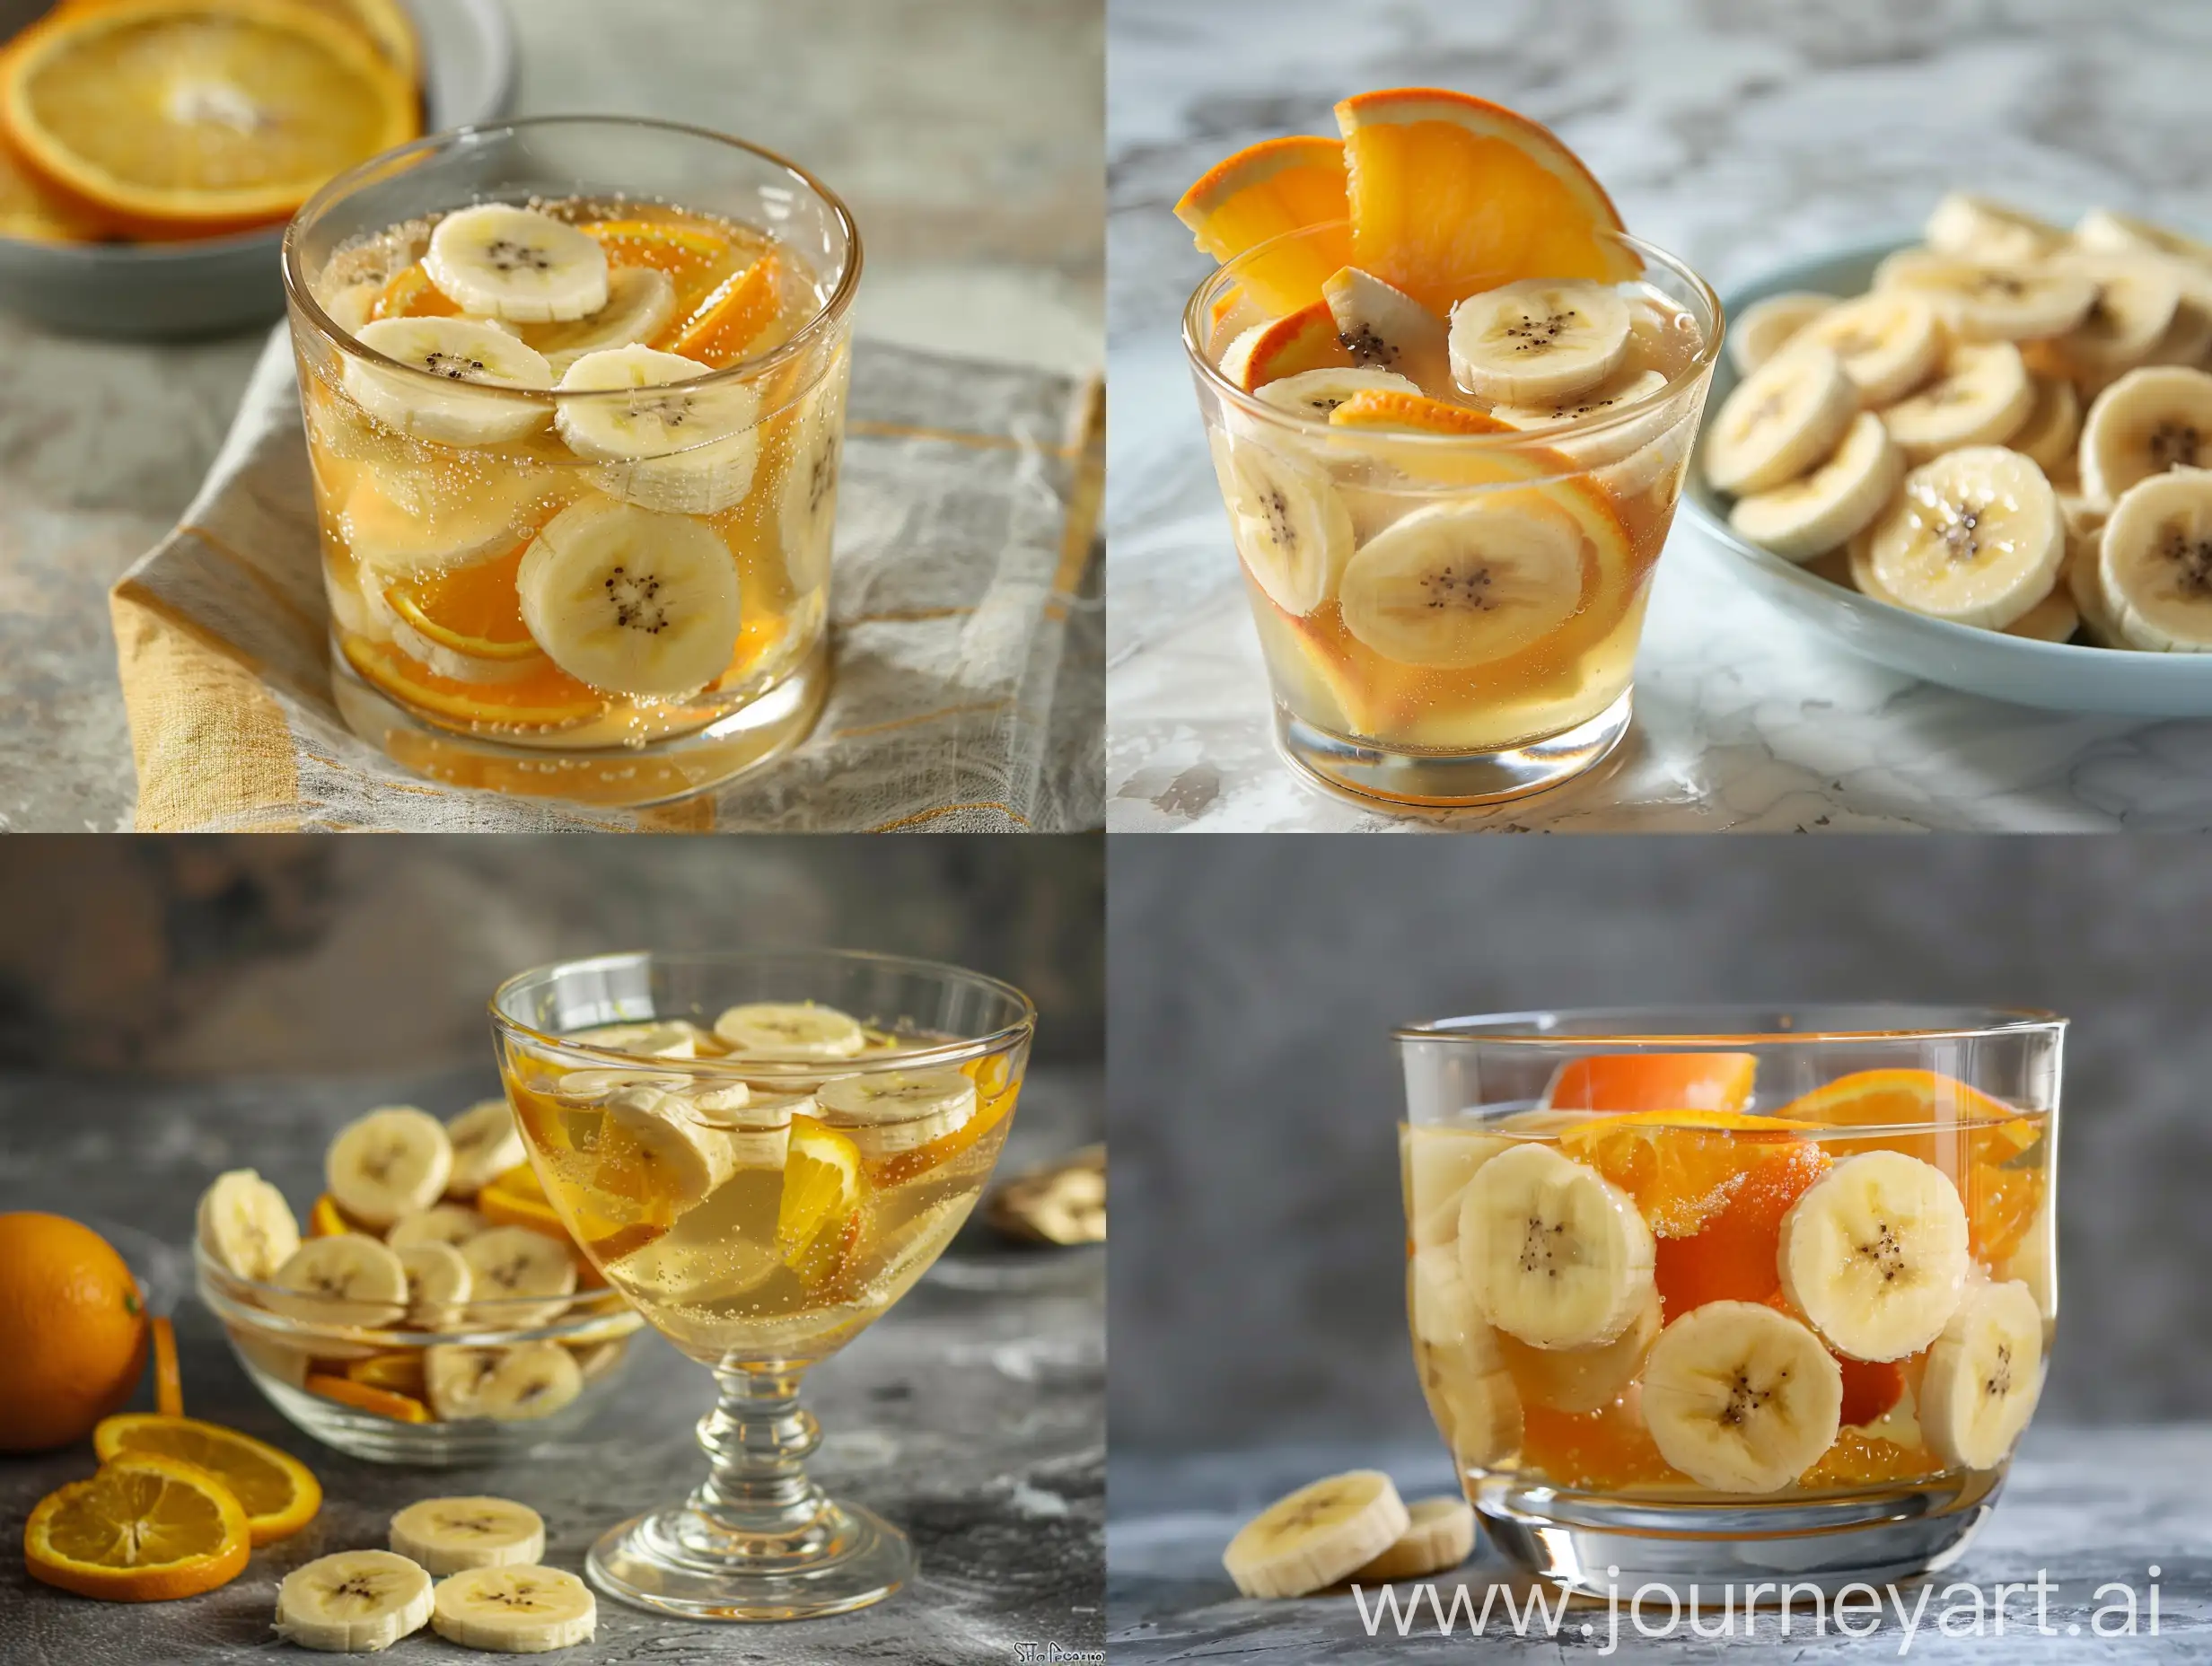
[1392,1002,2067,1046]
[488,947,1039,1082]
[282,114,865,404]
[1181,222,1722,449]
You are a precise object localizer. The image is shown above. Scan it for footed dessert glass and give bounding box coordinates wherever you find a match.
[1395,1004,2061,1597]
[285,118,860,806]
[491,951,1031,1621]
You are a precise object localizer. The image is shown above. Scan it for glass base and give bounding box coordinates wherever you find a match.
[1274,688,1631,810]
[330,633,830,809]
[588,1496,911,1622]
[1474,1471,2002,1599]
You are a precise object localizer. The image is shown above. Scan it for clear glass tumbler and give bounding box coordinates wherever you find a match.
[1185,226,1720,808]
[490,950,1034,1620]
[284,117,861,807]
[1394,1004,2061,1596]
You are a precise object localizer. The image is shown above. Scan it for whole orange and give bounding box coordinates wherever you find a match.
[0,1214,148,1452]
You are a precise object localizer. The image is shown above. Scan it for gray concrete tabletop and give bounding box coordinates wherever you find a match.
[0,0,1103,833]
[0,1062,1104,1663]
[1110,1437,2212,1662]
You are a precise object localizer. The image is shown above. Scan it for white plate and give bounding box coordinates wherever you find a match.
[1680,232,2212,717]
[0,0,514,339]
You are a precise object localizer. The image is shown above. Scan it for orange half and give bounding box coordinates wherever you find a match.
[1335,88,1637,316]
[1175,134,1351,315]
[1546,1053,1758,1115]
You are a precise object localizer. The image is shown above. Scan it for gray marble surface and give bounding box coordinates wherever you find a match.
[1109,1434,2212,1661]
[0,1062,1104,1662]
[0,0,1102,833]
[1106,0,2212,831]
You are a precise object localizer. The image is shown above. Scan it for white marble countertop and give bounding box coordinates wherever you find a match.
[1106,0,2212,831]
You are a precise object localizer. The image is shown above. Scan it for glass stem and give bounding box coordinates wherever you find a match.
[689,1363,832,1543]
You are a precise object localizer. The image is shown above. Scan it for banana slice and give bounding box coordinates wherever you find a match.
[713,1001,867,1060]
[2076,206,2212,268]
[2005,587,2080,642]
[1400,1125,1510,1249]
[1448,278,1630,405]
[2050,252,2183,382]
[426,1342,584,1421]
[197,1169,301,1282]
[520,266,678,377]
[1999,1199,2056,1320]
[1222,1471,1411,1600]
[395,1241,473,1330]
[1488,366,1668,442]
[1493,1287,1660,1414]
[391,1496,546,1576]
[2077,364,2212,504]
[2008,375,2083,474]
[424,204,611,323]
[338,468,542,580]
[1926,193,2067,265]
[1728,291,1836,374]
[597,1086,737,1209]
[460,1227,579,1328]
[1338,494,1585,669]
[1407,1249,1523,1466]
[1456,1142,1655,1350]
[2099,468,2212,650]
[1207,431,1356,616]
[1861,446,2065,628]
[777,363,847,593]
[446,1100,525,1198]
[274,1549,434,1653]
[557,1067,691,1102]
[1874,250,2094,342]
[1349,1498,1475,1583]
[432,1565,596,1652]
[1641,1301,1844,1494]
[815,1070,977,1159]
[1791,289,1945,405]
[554,346,760,514]
[1879,339,2034,462]
[572,1020,709,1057]
[2067,522,2126,646]
[515,498,742,697]
[387,1204,488,1251]
[1702,344,1859,496]
[268,1234,410,1328]
[343,319,555,446]
[1323,266,1453,396]
[1919,1279,2045,1470]
[1728,409,1902,561]
[328,1107,455,1228]
[1251,366,1420,419]
[1778,1150,1971,1361]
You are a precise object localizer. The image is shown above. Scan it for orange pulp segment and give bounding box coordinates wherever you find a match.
[1835,1355,1906,1429]
[368,262,460,320]
[1647,1136,1830,1313]
[150,1317,181,1416]
[92,1413,320,1546]
[777,1117,860,1283]
[669,255,781,365]
[1517,1399,1681,1490]
[1801,1429,1935,1488]
[384,544,540,661]
[1327,389,1516,435]
[1561,1110,1821,1239]
[1175,134,1351,315]
[343,636,609,730]
[1335,88,1638,317]
[584,216,737,302]
[303,1372,432,1423]
[23,1451,250,1600]
[1546,1054,1758,1115]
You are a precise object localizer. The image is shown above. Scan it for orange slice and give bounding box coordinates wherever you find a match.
[24,1451,250,1600]
[292,0,421,88]
[1175,134,1351,315]
[1518,1399,1681,1491]
[305,1192,360,1237]
[343,636,609,730]
[384,544,540,662]
[1561,1110,1822,1239]
[476,1162,567,1238]
[344,1352,426,1398]
[668,255,782,365]
[0,105,107,241]
[93,1413,320,1546]
[303,1373,433,1423]
[150,1317,181,1417]
[777,1117,861,1285]
[1546,1054,1758,1115]
[1335,88,1637,316]
[867,1057,1021,1186]
[584,217,736,301]
[1326,390,1515,435]
[368,262,461,320]
[1,0,419,241]
[1220,301,1349,391]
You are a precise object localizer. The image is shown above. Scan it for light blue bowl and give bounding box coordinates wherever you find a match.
[1680,234,2212,718]
[0,0,513,340]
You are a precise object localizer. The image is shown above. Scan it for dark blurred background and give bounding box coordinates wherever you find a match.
[0,836,1102,1074]
[1110,836,2212,1452]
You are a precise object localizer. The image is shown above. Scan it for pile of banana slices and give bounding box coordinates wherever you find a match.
[1711,191,2212,651]
[276,1496,599,1653]
[197,1098,622,1426]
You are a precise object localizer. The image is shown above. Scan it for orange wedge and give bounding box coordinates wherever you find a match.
[24,1451,250,1600]
[303,1373,432,1423]
[343,636,609,731]
[1175,134,1351,314]
[1326,390,1515,435]
[305,1192,359,1238]
[367,262,461,320]
[1,0,419,241]
[149,1318,181,1417]
[1219,301,1349,391]
[669,256,782,365]
[93,1413,320,1546]
[1335,88,1638,316]
[384,544,540,662]
[1546,1054,1758,1115]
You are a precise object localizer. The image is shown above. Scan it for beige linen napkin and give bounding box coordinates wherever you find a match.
[110,329,1102,832]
